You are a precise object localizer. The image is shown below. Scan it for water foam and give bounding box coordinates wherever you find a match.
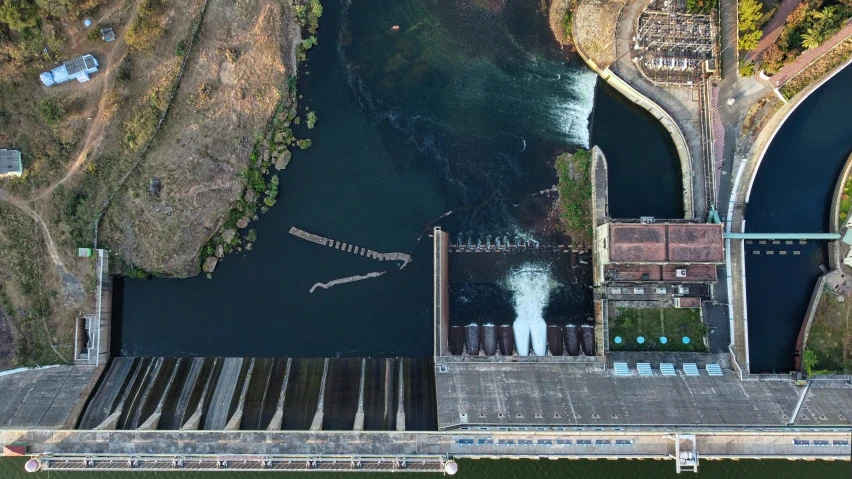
[551,69,598,148]
[507,263,554,356]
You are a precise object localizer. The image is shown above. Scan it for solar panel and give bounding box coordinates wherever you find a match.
[637,363,653,376]
[65,56,87,75]
[706,364,723,376]
[614,362,631,376]
[660,363,676,376]
[683,363,700,376]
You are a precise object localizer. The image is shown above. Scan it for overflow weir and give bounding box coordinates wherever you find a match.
[1,236,851,474]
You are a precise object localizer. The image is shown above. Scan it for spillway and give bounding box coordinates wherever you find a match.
[564,324,580,356]
[547,325,563,356]
[480,323,497,356]
[464,323,480,355]
[448,325,463,355]
[79,357,436,432]
[498,325,514,356]
[513,322,530,356]
[323,358,361,430]
[581,324,596,356]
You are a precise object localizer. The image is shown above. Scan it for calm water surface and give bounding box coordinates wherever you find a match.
[744,63,852,373]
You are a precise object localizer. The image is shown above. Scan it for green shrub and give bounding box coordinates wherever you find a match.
[686,0,716,14]
[303,35,317,49]
[739,60,755,77]
[561,9,572,43]
[86,26,101,42]
[37,98,65,125]
[175,39,187,57]
[803,349,818,375]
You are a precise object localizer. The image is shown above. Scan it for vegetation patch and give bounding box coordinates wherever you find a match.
[555,149,592,249]
[807,287,852,373]
[609,307,707,352]
[686,0,717,14]
[0,206,69,366]
[760,0,852,75]
[126,0,167,52]
[780,36,852,98]
[839,169,852,225]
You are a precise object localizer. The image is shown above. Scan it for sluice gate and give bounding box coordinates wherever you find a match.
[78,358,437,431]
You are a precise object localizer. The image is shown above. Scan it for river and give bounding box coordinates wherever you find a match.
[744,62,852,373]
[116,0,681,358]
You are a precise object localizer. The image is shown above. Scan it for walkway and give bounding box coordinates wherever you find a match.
[750,0,803,62]
[770,20,852,87]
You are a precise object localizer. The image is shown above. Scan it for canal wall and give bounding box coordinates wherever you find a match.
[574,0,695,220]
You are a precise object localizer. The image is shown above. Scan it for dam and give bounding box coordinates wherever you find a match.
[1,229,851,474]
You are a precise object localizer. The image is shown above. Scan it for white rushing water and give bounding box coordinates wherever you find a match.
[550,69,598,148]
[507,263,555,356]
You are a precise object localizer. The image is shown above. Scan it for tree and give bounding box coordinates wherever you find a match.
[37,98,65,125]
[739,30,762,51]
[801,27,825,49]
[306,111,316,129]
[738,0,763,33]
[0,0,38,31]
[802,349,818,375]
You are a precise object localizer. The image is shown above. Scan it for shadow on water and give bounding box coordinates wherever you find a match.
[744,63,852,373]
[2,457,850,478]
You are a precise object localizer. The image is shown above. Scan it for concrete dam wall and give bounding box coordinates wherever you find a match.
[78,357,437,431]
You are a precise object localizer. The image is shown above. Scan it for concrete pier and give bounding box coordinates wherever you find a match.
[310,359,329,431]
[354,359,366,431]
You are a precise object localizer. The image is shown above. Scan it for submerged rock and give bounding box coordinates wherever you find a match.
[203,256,218,273]
[215,244,224,258]
[236,217,249,229]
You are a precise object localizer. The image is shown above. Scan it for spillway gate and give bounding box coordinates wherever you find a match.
[78,357,437,431]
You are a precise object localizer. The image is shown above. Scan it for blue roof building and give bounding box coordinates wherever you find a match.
[40,54,99,86]
[0,149,22,177]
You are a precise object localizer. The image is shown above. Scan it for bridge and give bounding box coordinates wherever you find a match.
[723,232,841,240]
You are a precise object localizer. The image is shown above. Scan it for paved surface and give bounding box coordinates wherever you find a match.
[612,0,707,219]
[1,429,848,461]
[432,361,844,428]
[0,366,95,428]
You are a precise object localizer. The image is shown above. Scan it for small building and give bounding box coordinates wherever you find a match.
[0,149,22,177]
[101,28,116,42]
[40,54,99,86]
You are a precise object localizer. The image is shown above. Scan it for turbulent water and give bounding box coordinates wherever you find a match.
[506,262,554,355]
[340,0,597,232]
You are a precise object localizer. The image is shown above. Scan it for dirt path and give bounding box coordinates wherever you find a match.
[0,190,68,274]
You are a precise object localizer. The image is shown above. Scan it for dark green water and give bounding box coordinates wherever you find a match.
[2,457,850,478]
